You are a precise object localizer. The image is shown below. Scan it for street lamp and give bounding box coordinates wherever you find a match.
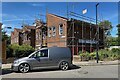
[96,3,99,63]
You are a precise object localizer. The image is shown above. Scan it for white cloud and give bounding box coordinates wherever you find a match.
[2,24,6,28]
[31,3,45,7]
[2,18,35,22]
[2,13,18,19]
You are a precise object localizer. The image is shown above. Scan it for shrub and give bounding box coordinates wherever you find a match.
[79,48,120,61]
[7,44,35,58]
[78,50,82,55]
[111,48,120,53]
[98,49,109,61]
[7,44,20,57]
[89,52,96,60]
[79,51,90,61]
[15,44,35,58]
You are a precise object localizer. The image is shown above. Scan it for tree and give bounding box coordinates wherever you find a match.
[117,24,120,46]
[99,20,113,48]
[107,37,118,46]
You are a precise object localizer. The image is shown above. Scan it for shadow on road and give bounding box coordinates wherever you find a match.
[2,69,13,75]
[29,64,81,73]
[69,64,81,70]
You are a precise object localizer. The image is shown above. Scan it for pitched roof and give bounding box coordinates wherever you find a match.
[14,28,22,32]
[47,13,68,20]
[24,26,36,30]
[11,31,14,35]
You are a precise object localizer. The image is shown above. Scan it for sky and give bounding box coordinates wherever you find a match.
[1,2,118,37]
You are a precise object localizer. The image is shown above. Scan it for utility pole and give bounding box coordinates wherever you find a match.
[96,3,99,63]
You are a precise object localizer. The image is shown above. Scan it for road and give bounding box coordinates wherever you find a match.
[2,65,118,78]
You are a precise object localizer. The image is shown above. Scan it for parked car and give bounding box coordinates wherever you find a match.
[11,47,72,73]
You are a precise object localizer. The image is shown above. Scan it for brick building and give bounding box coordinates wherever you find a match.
[11,28,22,45]
[11,13,104,55]
[35,20,47,49]
[47,13,104,55]
[47,14,68,47]
[11,26,36,48]
[22,26,36,48]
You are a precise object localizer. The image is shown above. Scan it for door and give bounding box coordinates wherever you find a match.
[28,49,50,69]
[28,50,42,69]
[39,49,50,67]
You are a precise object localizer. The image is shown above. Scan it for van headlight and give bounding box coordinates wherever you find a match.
[14,60,19,64]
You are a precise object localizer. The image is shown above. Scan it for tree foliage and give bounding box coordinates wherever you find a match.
[117,24,120,46]
[99,20,113,48]
[107,37,118,46]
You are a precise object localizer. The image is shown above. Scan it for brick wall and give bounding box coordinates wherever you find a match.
[2,40,6,63]
[47,14,68,47]
[11,28,22,45]
[22,26,36,48]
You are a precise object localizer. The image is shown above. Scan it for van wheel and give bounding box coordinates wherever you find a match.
[59,61,69,70]
[18,63,30,73]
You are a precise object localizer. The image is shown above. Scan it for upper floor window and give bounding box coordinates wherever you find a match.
[36,32,39,40]
[48,27,51,37]
[59,24,63,35]
[52,26,56,36]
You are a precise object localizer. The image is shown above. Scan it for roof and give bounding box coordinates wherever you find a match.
[22,26,36,33]
[24,26,36,29]
[47,13,68,20]
[14,28,22,32]
[11,31,14,35]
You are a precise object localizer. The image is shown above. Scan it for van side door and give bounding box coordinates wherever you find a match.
[28,51,41,69]
[39,49,50,67]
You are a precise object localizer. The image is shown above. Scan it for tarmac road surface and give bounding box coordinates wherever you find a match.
[1,65,118,78]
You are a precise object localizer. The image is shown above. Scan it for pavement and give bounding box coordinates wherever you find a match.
[2,60,119,69]
[73,60,119,66]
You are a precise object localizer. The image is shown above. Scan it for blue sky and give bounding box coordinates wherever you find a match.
[1,2,118,37]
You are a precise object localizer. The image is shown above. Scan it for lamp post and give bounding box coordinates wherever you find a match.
[96,3,99,63]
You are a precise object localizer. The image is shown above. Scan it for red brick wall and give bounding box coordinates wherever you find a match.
[2,40,6,63]
[47,14,67,47]
[11,29,21,45]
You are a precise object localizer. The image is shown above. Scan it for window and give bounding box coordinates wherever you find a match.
[31,49,48,58]
[48,27,51,37]
[16,37,18,42]
[40,49,48,57]
[59,24,63,35]
[31,51,41,58]
[52,26,56,36]
[36,32,39,40]
[27,34,29,40]
[42,32,46,39]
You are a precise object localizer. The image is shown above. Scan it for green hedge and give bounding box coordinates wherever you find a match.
[7,44,35,58]
[79,48,120,61]
[79,51,90,61]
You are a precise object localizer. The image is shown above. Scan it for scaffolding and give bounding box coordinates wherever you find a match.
[67,11,102,55]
